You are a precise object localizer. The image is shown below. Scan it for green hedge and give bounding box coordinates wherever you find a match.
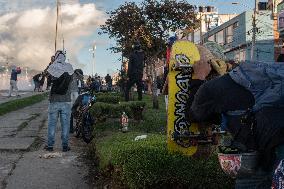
[95,92,121,97]
[96,95,120,104]
[95,132,234,189]
[0,93,48,116]
[90,101,146,120]
[89,95,233,188]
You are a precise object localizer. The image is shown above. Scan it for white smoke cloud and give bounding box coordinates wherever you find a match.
[0,2,106,71]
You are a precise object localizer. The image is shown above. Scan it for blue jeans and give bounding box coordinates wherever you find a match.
[47,102,71,148]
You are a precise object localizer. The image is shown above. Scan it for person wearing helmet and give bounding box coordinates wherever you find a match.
[125,41,145,101]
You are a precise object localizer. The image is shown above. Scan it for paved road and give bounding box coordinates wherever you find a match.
[0,100,91,189]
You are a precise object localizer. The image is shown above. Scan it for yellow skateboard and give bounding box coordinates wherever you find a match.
[167,40,200,156]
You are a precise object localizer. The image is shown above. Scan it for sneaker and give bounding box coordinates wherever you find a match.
[44,145,53,152]
[62,146,71,152]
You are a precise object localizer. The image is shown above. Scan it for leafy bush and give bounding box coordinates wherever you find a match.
[89,95,233,188]
[95,92,121,98]
[95,132,234,189]
[90,101,146,121]
[96,95,120,104]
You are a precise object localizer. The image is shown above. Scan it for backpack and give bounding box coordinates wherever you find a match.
[221,61,284,152]
[51,72,72,95]
[229,61,284,112]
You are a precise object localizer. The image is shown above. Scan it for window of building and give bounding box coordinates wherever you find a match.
[233,21,239,29]
[216,30,224,45]
[226,25,234,44]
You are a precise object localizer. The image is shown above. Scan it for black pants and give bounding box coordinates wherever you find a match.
[125,77,143,101]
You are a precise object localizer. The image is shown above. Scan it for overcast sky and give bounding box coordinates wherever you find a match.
[0,0,254,76]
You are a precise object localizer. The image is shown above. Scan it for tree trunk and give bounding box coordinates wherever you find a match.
[151,59,159,109]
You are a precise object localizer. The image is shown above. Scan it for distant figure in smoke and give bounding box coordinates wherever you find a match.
[33,73,41,92]
[8,66,21,97]
[39,72,45,92]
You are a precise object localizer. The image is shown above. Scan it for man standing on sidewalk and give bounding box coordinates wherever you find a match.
[45,50,74,152]
[8,66,21,97]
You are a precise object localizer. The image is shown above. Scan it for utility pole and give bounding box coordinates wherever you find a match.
[55,0,59,53]
[251,0,258,61]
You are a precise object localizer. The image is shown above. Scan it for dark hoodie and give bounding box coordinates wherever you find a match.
[127,49,145,79]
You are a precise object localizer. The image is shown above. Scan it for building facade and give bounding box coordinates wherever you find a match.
[188,6,237,44]
[202,10,278,62]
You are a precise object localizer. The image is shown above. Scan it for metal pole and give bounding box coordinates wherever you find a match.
[251,0,258,61]
[92,44,96,77]
[55,0,59,53]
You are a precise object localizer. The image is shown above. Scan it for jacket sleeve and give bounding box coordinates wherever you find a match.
[186,79,221,124]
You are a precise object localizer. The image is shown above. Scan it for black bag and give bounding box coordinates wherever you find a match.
[51,72,72,95]
[224,110,257,152]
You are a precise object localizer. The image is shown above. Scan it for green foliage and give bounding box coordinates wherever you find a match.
[96,95,120,104]
[95,132,234,189]
[89,95,233,188]
[0,93,48,116]
[100,0,198,58]
[95,92,121,97]
[90,101,146,120]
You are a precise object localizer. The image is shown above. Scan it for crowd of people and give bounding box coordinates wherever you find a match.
[85,73,113,93]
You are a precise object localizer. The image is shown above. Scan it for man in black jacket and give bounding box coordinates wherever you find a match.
[125,41,145,101]
[186,47,284,189]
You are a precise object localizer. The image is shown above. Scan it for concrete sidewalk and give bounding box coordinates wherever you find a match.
[5,127,90,189]
[0,100,91,189]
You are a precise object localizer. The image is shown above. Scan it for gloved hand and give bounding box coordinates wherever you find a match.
[210,59,227,76]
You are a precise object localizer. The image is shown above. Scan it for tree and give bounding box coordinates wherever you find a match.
[100,0,199,108]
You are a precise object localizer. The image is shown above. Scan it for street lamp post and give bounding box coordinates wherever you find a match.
[89,43,96,77]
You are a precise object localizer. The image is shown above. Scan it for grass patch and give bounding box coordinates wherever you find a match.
[0,93,48,116]
[88,93,234,188]
[94,132,233,189]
